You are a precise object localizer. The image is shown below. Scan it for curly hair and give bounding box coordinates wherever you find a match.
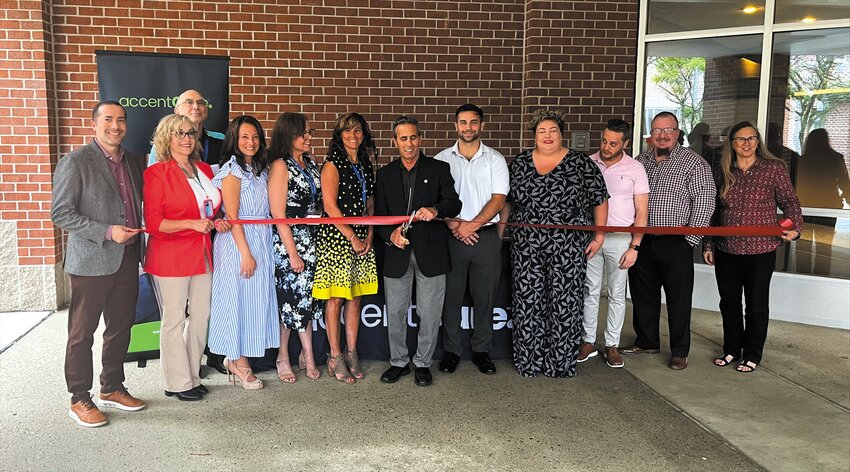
[152,114,200,163]
[528,109,566,134]
[329,112,378,163]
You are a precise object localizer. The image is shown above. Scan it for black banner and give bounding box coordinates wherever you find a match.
[269,241,515,370]
[95,51,230,361]
[95,50,229,154]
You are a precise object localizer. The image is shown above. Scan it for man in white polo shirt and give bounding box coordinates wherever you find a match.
[579,119,649,368]
[435,104,509,375]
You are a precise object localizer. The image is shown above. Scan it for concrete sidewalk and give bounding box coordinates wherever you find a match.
[0,304,848,472]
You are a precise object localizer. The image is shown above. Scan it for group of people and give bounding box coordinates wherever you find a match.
[51,89,803,428]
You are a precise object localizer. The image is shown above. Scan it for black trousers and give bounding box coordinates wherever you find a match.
[441,228,502,355]
[628,235,694,357]
[714,249,776,364]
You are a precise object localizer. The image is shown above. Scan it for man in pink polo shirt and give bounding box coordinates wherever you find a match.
[578,119,649,368]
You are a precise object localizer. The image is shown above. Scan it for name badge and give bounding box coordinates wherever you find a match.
[202,198,214,219]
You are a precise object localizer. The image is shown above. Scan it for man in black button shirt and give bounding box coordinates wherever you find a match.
[375,116,462,386]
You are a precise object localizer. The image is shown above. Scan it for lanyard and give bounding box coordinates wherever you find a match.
[180,162,204,189]
[180,162,213,218]
[293,157,317,202]
[350,161,368,205]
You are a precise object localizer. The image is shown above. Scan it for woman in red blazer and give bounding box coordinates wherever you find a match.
[144,114,230,401]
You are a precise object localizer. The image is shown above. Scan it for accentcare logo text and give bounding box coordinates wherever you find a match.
[118,96,214,110]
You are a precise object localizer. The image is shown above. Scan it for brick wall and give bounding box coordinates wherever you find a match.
[0,1,67,310]
[523,1,638,152]
[0,0,639,310]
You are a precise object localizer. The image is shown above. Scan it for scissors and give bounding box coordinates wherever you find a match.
[401,211,416,238]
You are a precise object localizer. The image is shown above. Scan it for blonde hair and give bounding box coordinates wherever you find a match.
[152,114,200,163]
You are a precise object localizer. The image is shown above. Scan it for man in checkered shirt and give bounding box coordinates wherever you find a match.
[619,111,716,371]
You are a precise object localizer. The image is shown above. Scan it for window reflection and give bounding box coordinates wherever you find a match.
[775,0,850,24]
[767,28,850,278]
[767,28,850,211]
[643,35,763,168]
[648,0,765,34]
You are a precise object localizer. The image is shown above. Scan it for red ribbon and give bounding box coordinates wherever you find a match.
[217,216,793,237]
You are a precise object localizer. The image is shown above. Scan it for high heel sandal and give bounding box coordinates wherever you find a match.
[276,359,297,384]
[224,358,263,390]
[327,353,355,384]
[299,352,321,380]
[344,349,365,380]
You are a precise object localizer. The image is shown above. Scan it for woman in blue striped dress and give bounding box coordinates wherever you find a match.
[208,116,280,390]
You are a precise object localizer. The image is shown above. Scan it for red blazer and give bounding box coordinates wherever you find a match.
[143,160,221,277]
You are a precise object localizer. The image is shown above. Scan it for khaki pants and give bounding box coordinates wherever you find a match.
[153,273,212,392]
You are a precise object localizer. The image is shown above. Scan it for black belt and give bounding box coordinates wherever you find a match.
[476,224,497,234]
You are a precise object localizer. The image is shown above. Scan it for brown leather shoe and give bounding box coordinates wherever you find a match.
[576,342,599,363]
[605,346,624,368]
[99,389,146,411]
[669,356,688,370]
[69,400,108,428]
[619,344,661,355]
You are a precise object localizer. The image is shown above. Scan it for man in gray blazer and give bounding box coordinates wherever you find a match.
[51,101,147,428]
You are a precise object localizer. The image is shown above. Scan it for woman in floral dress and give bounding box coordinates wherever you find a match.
[268,112,325,382]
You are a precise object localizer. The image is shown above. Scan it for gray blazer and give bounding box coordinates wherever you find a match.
[51,141,145,276]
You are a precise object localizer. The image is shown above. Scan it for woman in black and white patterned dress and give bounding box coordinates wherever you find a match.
[508,109,609,378]
[268,112,325,383]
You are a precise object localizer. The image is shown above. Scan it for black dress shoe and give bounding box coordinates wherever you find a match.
[164,389,203,401]
[380,365,411,384]
[471,352,496,374]
[438,352,460,373]
[194,384,208,395]
[206,353,228,374]
[414,367,433,386]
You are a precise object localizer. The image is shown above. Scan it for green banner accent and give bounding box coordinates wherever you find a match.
[127,321,161,354]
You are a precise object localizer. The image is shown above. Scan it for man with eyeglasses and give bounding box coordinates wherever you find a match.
[51,100,147,427]
[620,111,715,371]
[374,116,462,387]
[148,89,224,166]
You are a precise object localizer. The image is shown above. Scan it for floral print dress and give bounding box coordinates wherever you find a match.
[272,154,325,332]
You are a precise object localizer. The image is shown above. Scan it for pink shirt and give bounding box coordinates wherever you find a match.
[590,151,649,227]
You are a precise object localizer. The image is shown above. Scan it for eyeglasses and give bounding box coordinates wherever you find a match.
[173,129,199,139]
[181,99,208,108]
[732,136,759,145]
[650,127,678,135]
[295,129,314,138]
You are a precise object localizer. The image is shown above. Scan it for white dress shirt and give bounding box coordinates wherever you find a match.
[434,141,509,224]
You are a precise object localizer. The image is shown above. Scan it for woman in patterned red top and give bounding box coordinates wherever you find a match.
[702,121,803,373]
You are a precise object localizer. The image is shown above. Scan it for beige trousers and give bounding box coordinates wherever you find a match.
[152,273,212,392]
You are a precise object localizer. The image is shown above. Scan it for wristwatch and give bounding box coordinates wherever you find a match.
[631,244,640,252]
